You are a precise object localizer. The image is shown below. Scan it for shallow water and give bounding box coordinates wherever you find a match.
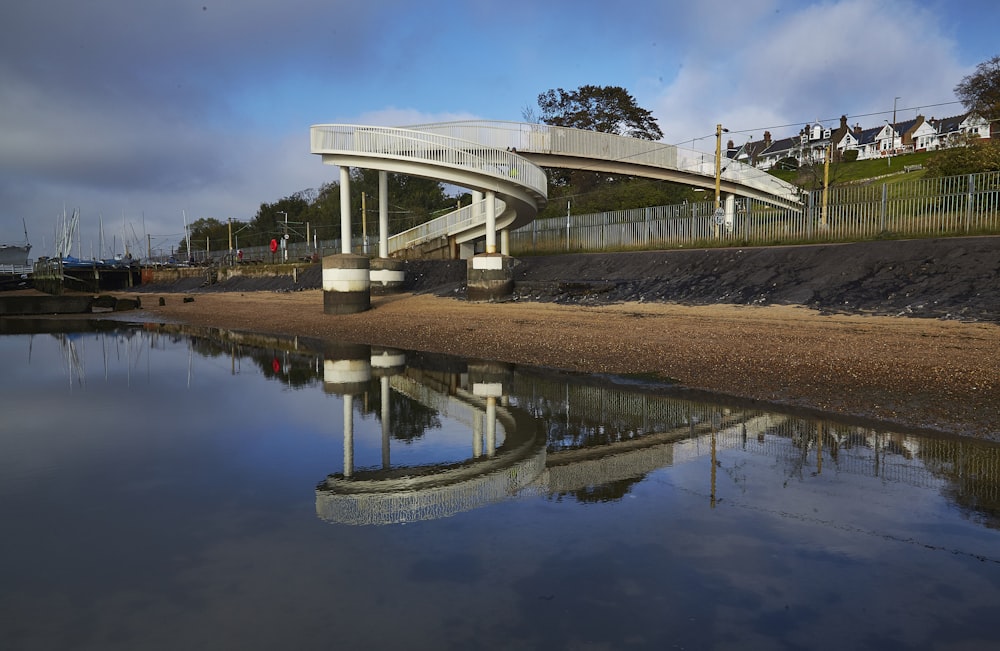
[1,322,999,650]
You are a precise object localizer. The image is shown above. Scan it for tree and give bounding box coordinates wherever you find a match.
[536,85,663,140]
[248,193,311,248]
[346,168,454,234]
[955,54,1000,133]
[178,217,228,255]
[530,85,692,217]
[925,139,1000,177]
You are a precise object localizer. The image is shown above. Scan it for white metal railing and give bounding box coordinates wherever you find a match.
[406,120,803,204]
[673,146,804,203]
[510,170,1000,254]
[387,196,508,252]
[310,124,548,199]
[0,263,32,275]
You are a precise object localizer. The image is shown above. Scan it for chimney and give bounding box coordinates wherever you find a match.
[840,115,848,130]
[726,139,734,150]
[854,124,862,135]
[763,131,772,146]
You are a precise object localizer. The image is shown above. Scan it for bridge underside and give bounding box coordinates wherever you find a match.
[520,153,802,210]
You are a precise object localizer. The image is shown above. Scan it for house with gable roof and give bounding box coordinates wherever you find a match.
[732,122,832,171]
[928,113,992,149]
[727,111,991,169]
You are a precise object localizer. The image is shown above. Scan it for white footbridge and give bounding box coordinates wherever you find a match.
[310,120,803,257]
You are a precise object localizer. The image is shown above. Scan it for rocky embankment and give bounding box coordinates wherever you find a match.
[135,236,1000,323]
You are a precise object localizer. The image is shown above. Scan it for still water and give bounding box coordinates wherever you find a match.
[1,320,999,650]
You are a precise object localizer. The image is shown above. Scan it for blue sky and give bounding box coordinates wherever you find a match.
[1,0,997,257]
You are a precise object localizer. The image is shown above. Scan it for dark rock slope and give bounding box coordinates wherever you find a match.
[135,237,1000,323]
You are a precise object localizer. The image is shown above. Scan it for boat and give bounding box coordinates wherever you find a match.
[0,242,31,267]
[0,219,32,267]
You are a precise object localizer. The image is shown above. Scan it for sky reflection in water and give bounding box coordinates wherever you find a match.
[1,323,998,651]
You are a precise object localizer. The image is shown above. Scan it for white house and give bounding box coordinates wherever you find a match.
[730,111,992,169]
[929,113,992,149]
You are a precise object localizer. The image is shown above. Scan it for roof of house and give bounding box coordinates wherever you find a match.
[930,113,970,134]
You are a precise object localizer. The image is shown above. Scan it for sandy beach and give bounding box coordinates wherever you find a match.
[133,289,1000,441]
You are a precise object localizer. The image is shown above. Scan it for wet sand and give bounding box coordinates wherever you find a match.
[132,290,1000,440]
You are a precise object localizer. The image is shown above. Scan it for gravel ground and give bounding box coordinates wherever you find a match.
[119,236,1000,441]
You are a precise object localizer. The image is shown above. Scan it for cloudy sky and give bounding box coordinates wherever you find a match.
[1,0,996,257]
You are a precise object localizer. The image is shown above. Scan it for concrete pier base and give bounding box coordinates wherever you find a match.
[369,258,406,295]
[322,254,371,314]
[467,253,515,302]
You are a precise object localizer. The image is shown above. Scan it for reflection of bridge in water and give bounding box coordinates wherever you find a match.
[86,325,1000,528]
[314,350,1000,526]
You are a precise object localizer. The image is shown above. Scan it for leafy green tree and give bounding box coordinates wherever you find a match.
[536,85,663,140]
[925,139,1000,176]
[250,193,311,246]
[530,85,696,217]
[178,217,229,255]
[955,54,1000,132]
[345,168,455,235]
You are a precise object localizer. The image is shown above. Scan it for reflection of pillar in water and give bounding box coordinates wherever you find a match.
[817,421,824,475]
[474,382,503,458]
[380,376,390,469]
[485,397,497,458]
[370,348,405,470]
[344,394,354,478]
[710,426,717,509]
[473,408,483,458]
[322,342,373,480]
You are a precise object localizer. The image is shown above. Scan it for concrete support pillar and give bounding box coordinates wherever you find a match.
[467,253,515,302]
[485,190,497,254]
[500,229,510,256]
[378,171,389,258]
[459,240,476,260]
[339,167,352,254]
[323,253,370,314]
[370,257,405,295]
[724,193,736,232]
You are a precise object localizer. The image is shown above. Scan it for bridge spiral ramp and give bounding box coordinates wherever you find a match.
[312,121,802,256]
[310,124,548,252]
[406,120,803,208]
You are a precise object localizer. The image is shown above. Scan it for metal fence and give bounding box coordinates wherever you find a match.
[157,170,1000,266]
[510,170,1000,255]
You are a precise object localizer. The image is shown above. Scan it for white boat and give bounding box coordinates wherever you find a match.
[0,242,31,266]
[1,219,31,266]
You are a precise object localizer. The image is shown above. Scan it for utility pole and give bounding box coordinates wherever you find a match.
[821,145,831,227]
[714,123,729,239]
[714,123,725,210]
[889,96,900,166]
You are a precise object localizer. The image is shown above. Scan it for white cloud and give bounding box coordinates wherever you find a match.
[652,0,967,152]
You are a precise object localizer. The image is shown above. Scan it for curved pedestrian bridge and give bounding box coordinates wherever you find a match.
[310,120,802,255]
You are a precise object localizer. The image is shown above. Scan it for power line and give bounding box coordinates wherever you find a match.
[700,100,965,140]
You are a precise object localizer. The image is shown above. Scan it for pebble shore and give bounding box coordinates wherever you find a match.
[135,290,1000,441]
